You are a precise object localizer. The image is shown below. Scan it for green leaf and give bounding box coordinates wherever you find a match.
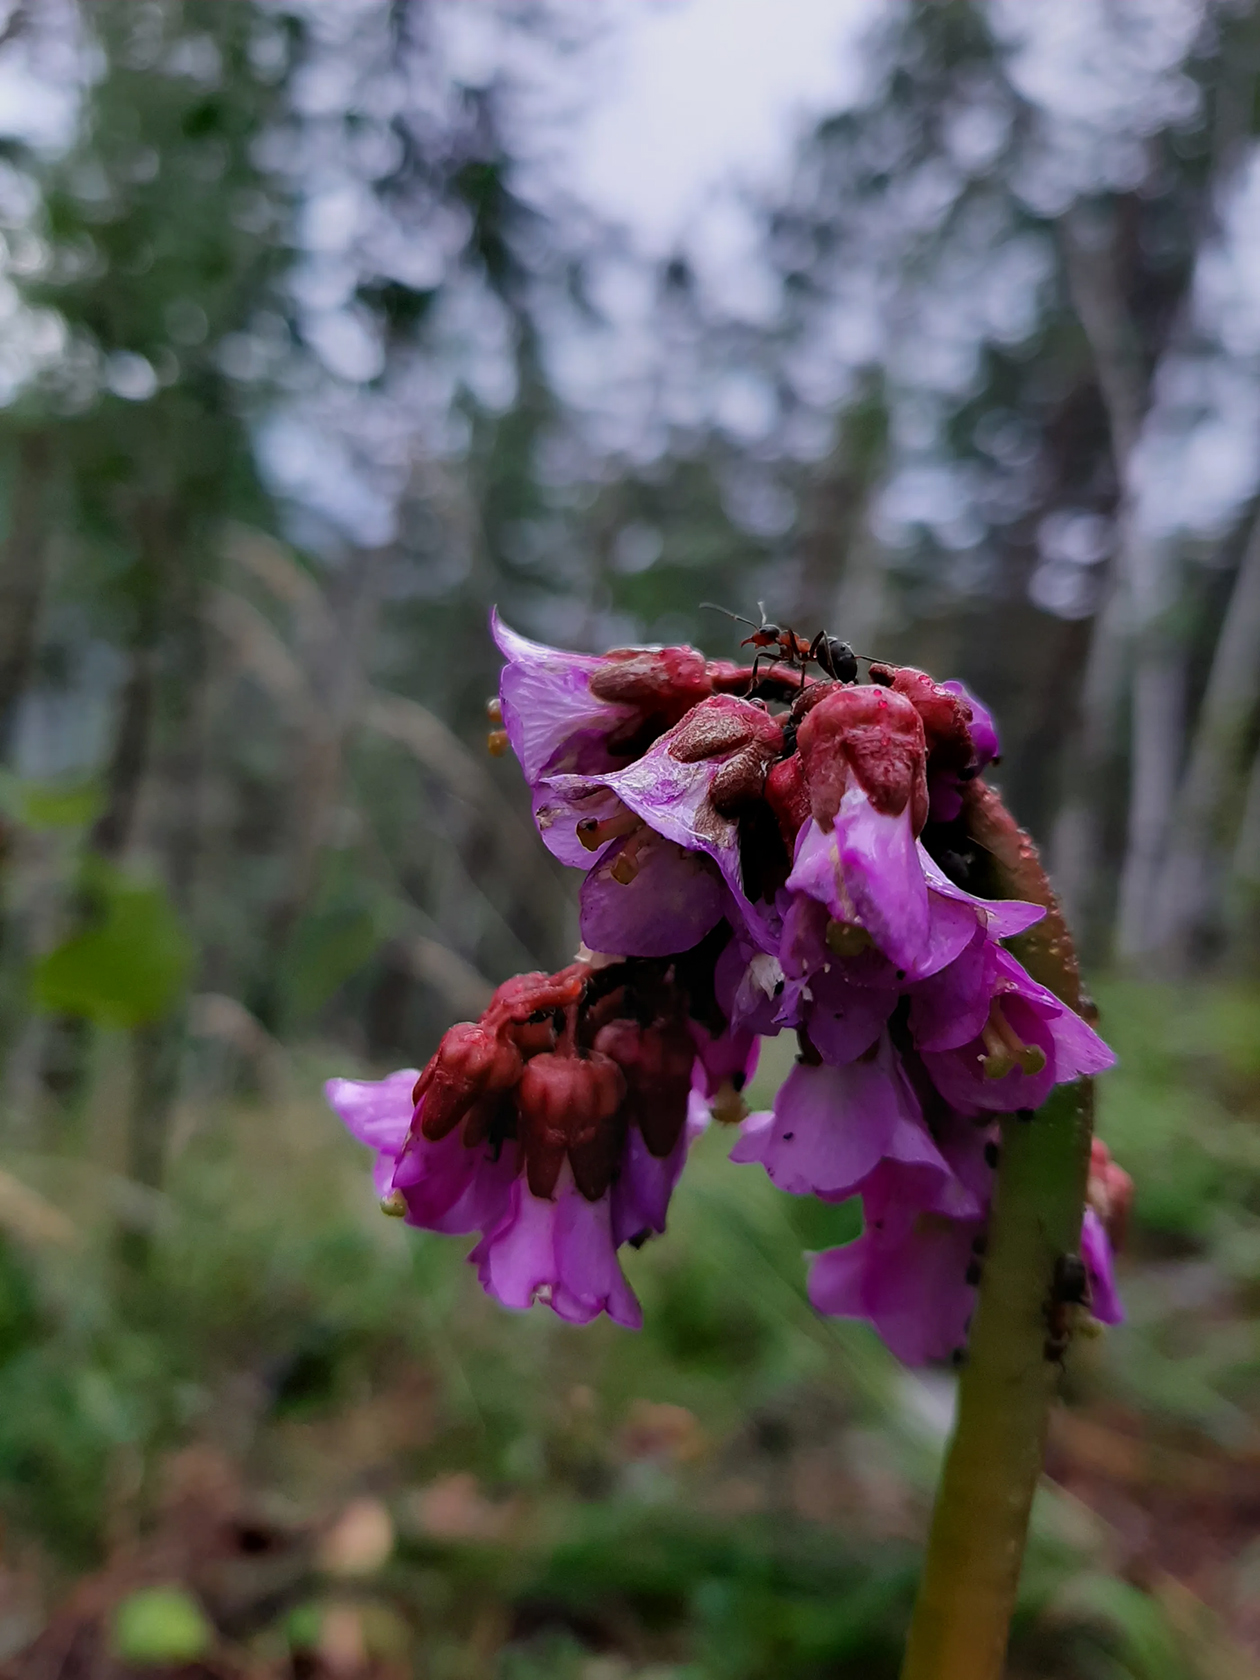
[31,863,193,1028]
[111,1587,213,1665]
[17,780,103,831]
[0,772,102,831]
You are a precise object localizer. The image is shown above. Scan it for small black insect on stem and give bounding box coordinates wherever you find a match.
[1043,1251,1090,1363]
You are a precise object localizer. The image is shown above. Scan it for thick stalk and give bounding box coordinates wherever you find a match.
[901,781,1094,1680]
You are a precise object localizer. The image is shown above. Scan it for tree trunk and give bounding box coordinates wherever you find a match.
[261,547,385,1030]
[1228,731,1260,964]
[1049,210,1150,940]
[1155,504,1260,959]
[1116,638,1183,958]
[793,380,888,651]
[42,509,167,1122]
[0,431,52,759]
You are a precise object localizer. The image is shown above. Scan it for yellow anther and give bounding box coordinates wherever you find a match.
[576,807,641,853]
[710,1080,748,1126]
[980,1000,1045,1079]
[826,919,873,957]
[486,728,509,756]
[379,1190,407,1218]
[610,851,639,885]
[486,696,503,724]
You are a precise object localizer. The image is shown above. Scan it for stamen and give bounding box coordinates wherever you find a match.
[825,919,873,957]
[710,1080,748,1126]
[980,1019,1015,1080]
[610,828,650,884]
[379,1191,406,1218]
[486,728,509,756]
[980,1000,1046,1079]
[576,807,641,853]
[486,696,503,724]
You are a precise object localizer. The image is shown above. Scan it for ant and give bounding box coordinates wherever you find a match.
[1043,1251,1090,1363]
[701,602,861,687]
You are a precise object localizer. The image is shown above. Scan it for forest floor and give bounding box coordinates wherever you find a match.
[0,978,1257,1680]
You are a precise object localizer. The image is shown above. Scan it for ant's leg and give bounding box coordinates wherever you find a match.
[808,630,832,677]
[750,650,785,691]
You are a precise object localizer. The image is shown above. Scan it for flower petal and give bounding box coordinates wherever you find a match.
[804,966,896,1065]
[492,610,633,784]
[917,843,1045,939]
[809,1214,980,1365]
[555,1186,644,1329]
[731,1039,919,1199]
[908,927,992,1052]
[579,834,726,958]
[326,1070,417,1154]
[1081,1207,1124,1325]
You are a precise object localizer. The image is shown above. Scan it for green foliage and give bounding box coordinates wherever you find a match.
[111,1588,213,1665]
[1,776,103,831]
[0,984,1241,1672]
[0,1239,39,1369]
[31,859,192,1028]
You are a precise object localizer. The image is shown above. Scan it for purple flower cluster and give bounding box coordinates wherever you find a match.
[327,614,1122,1363]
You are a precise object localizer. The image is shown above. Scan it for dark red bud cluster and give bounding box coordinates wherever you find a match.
[588,646,803,759]
[869,664,979,780]
[593,1015,696,1156]
[517,1049,625,1198]
[408,960,700,1202]
[668,695,785,818]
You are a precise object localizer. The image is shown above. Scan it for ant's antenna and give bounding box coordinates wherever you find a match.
[700,602,760,632]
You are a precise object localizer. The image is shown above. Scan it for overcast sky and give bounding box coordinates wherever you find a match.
[565,0,880,250]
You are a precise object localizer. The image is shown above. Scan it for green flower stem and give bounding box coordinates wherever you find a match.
[900,780,1096,1680]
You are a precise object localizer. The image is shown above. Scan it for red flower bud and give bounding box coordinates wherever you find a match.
[796,685,929,833]
[485,964,586,1027]
[764,753,811,849]
[1088,1137,1134,1251]
[516,1050,626,1199]
[871,665,975,775]
[414,1022,524,1141]
[594,1017,694,1159]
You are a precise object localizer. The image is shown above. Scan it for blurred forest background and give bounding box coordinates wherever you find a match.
[1,2,1260,1677]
